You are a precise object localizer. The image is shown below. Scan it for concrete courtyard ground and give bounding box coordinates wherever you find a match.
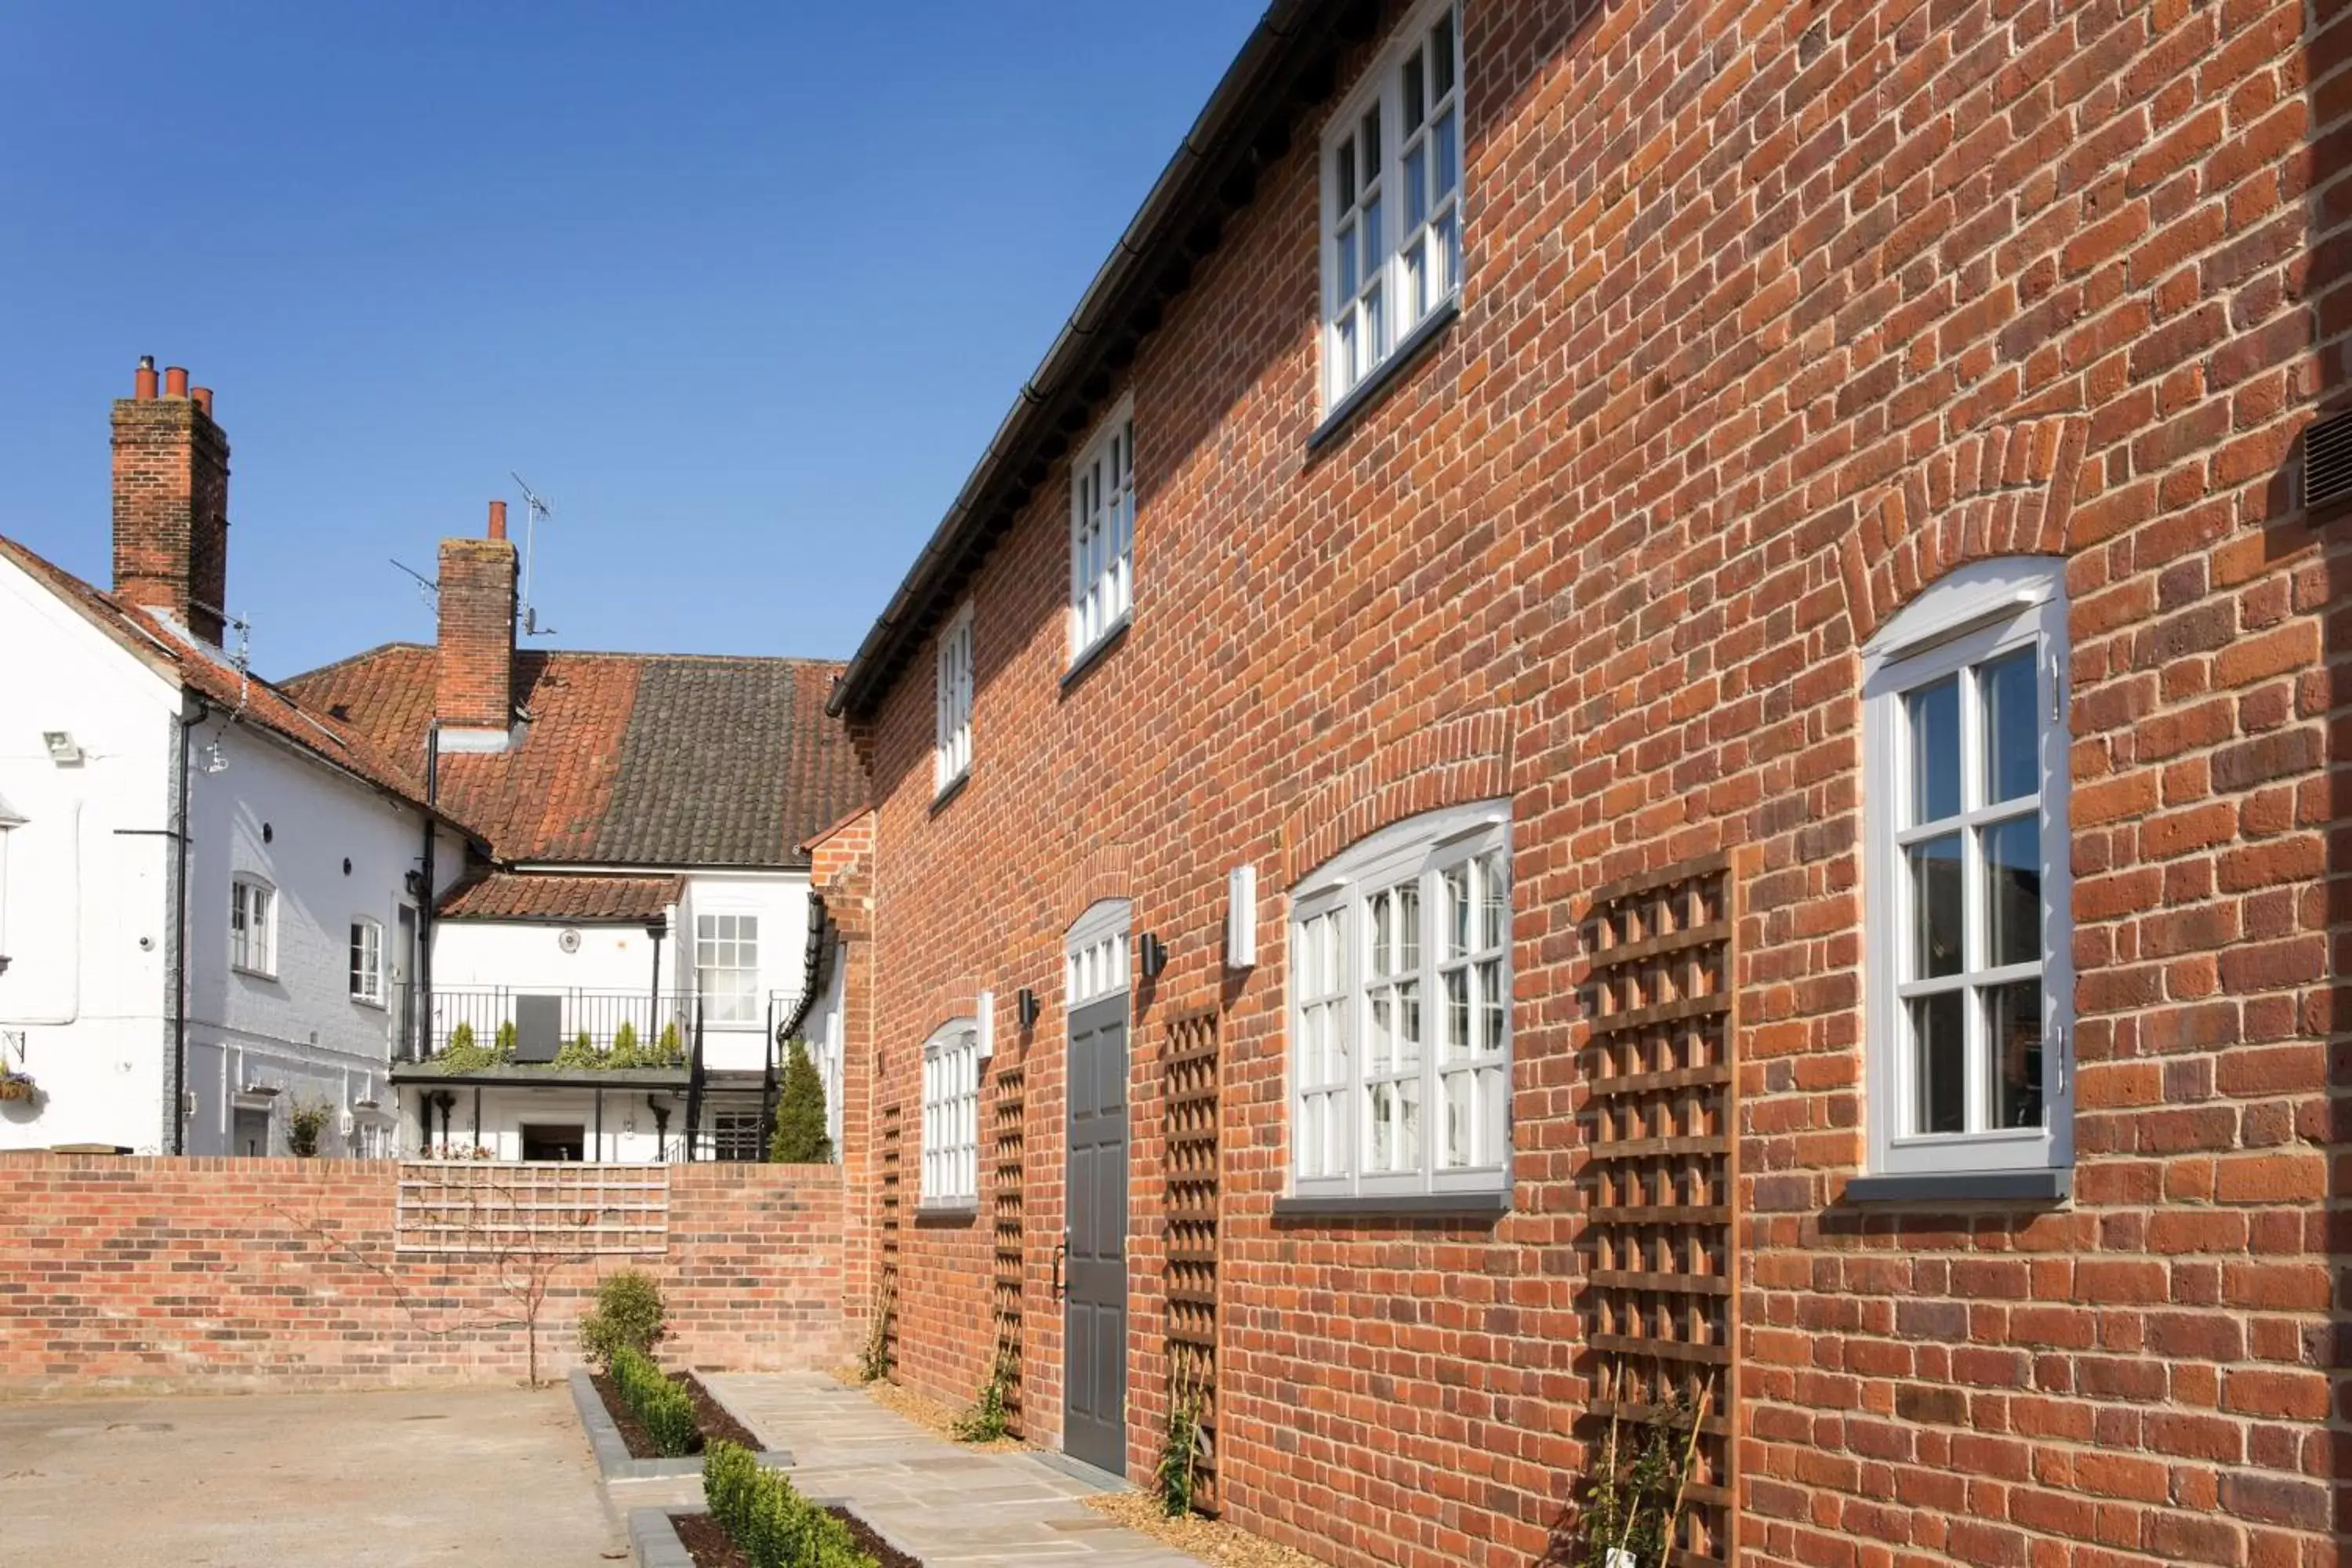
[0,1385,626,1566]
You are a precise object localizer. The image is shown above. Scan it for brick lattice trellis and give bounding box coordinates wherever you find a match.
[1580,854,1739,1566]
[880,1103,903,1372]
[991,1058,1026,1433]
[1163,1011,1221,1515]
[394,1160,668,1254]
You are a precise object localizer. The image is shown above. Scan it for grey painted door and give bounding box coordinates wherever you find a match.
[1064,994,1130,1475]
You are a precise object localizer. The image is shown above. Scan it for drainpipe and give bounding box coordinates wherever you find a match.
[417,723,439,1064]
[169,699,206,1155]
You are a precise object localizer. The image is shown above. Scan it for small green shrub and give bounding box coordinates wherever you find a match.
[657,1021,685,1065]
[554,1031,602,1069]
[579,1269,669,1369]
[1155,1362,1205,1517]
[609,1021,643,1068]
[493,1020,517,1060]
[768,1040,833,1163]
[610,1344,698,1457]
[951,1349,1014,1443]
[285,1099,333,1158]
[703,1441,877,1568]
[436,1022,499,1073]
[858,1275,894,1384]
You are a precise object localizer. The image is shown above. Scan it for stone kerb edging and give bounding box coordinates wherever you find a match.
[570,1370,793,1481]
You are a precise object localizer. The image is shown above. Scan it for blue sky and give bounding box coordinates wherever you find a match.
[0,2,1263,676]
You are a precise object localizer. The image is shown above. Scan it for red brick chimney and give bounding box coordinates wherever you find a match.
[112,356,230,644]
[435,502,517,735]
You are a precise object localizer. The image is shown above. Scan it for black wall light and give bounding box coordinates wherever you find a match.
[1138,933,1169,979]
[1016,989,1040,1029]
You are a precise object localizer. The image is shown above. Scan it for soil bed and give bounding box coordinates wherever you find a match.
[590,1369,764,1459]
[1083,1493,1323,1568]
[673,1508,921,1568]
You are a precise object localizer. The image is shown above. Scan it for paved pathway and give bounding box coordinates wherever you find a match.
[0,1385,624,1566]
[705,1372,1207,1566]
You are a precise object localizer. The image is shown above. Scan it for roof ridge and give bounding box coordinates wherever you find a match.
[281,641,434,684]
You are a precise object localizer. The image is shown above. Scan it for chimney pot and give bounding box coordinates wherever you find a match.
[191,387,214,418]
[488,499,508,539]
[134,358,158,401]
[163,366,189,399]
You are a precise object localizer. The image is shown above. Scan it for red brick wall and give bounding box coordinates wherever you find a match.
[849,4,2348,1567]
[435,533,517,730]
[0,1156,848,1396]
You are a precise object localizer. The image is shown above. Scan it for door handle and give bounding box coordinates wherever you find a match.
[1052,1236,1070,1301]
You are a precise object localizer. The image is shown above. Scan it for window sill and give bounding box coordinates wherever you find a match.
[231,964,278,983]
[929,770,971,816]
[1842,1168,2071,1206]
[1059,617,1131,696]
[1307,294,1461,455]
[352,996,387,1012]
[1272,1189,1508,1221]
[915,1200,980,1226]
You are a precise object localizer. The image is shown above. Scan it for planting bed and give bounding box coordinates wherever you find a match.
[670,1508,921,1568]
[593,1368,763,1457]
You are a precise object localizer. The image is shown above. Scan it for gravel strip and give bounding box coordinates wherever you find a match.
[1083,1494,1323,1568]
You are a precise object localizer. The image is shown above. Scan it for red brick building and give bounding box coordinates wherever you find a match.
[824,3,2349,1565]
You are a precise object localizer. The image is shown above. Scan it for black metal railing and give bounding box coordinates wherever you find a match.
[397,986,699,1065]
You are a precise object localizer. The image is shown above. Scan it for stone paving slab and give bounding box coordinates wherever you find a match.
[704,1372,1209,1566]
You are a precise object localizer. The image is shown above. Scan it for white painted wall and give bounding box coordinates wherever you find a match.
[677,870,811,1073]
[0,550,472,1156]
[433,917,668,995]
[0,554,180,1153]
[180,714,465,1156]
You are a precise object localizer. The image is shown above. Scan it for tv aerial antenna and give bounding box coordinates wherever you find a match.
[511,472,558,637]
[389,558,437,612]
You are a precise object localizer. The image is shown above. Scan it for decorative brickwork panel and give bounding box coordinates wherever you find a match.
[1580,855,1737,1566]
[991,1059,1026,1432]
[1163,1011,1220,1515]
[394,1160,667,1255]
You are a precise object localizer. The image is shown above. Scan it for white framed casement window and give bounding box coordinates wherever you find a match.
[934,603,975,794]
[1863,557,2073,1182]
[1290,800,1511,1200]
[349,917,385,1006]
[920,1019,981,1207]
[1069,399,1135,665]
[230,877,276,976]
[695,913,760,1025]
[1321,0,1463,414]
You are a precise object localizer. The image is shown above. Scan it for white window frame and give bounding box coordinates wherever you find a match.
[349,916,385,1006]
[1069,398,1136,666]
[934,603,975,795]
[1320,0,1465,415]
[711,1110,764,1163]
[1288,799,1511,1200]
[920,1018,981,1208]
[230,877,276,977]
[1863,557,2074,1179]
[695,913,760,1027]
[1065,898,1133,1009]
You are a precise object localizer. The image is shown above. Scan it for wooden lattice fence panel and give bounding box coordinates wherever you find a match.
[1163,1011,1221,1515]
[991,1058,1026,1432]
[880,1103,903,1370]
[395,1161,667,1255]
[1579,853,1739,1566]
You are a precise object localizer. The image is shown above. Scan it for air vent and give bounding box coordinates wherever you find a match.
[2307,411,2352,514]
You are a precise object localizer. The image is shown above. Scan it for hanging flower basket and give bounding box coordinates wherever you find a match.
[0,1071,38,1103]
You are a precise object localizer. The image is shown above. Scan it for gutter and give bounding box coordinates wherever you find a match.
[775,894,833,1044]
[826,0,1327,720]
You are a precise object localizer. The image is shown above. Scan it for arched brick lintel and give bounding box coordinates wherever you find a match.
[1058,841,1136,927]
[1279,710,1515,887]
[1839,414,2088,645]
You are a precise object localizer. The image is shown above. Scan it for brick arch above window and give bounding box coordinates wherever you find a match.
[1839,413,2089,648]
[1279,710,1513,888]
[1057,841,1135,922]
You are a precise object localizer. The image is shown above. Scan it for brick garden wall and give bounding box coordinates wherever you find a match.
[848,3,2350,1567]
[0,1156,848,1396]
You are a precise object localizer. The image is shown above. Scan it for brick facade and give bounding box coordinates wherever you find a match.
[0,1156,848,1394]
[840,4,2350,1567]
